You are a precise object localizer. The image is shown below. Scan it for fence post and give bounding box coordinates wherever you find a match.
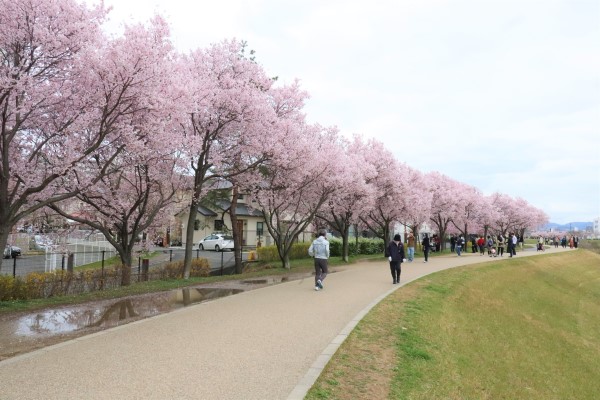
[67,254,74,273]
[61,255,65,271]
[220,251,224,276]
[169,249,173,262]
[196,249,200,259]
[101,250,105,290]
[12,256,16,278]
[141,259,149,282]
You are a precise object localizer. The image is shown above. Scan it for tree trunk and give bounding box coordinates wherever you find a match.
[0,224,10,273]
[282,252,291,269]
[183,198,199,279]
[120,252,132,286]
[230,186,243,274]
[341,224,350,262]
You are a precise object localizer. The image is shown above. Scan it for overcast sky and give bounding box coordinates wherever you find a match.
[93,0,600,225]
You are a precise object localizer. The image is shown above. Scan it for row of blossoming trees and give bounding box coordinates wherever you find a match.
[0,0,547,280]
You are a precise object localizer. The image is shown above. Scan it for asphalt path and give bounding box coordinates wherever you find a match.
[0,245,572,399]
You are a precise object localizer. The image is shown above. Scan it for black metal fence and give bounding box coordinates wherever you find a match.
[0,247,251,278]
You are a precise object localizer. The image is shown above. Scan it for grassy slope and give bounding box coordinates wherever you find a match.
[307,249,600,400]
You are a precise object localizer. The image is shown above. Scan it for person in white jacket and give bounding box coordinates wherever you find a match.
[308,229,330,291]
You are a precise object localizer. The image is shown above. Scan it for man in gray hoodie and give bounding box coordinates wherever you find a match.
[308,229,330,291]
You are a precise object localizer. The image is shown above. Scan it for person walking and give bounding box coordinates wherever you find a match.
[422,234,430,263]
[509,233,517,257]
[486,235,494,257]
[455,235,464,256]
[407,232,415,262]
[497,234,505,257]
[385,234,406,284]
[477,235,485,255]
[308,229,330,291]
[450,235,456,253]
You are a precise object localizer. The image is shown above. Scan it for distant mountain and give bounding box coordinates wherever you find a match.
[543,222,593,231]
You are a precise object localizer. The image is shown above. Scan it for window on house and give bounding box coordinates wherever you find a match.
[214,220,224,231]
[237,194,244,200]
[194,220,200,231]
[257,222,263,237]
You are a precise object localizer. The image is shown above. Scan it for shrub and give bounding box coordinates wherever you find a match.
[257,242,311,262]
[329,237,384,257]
[257,245,279,262]
[152,258,210,279]
[0,275,27,301]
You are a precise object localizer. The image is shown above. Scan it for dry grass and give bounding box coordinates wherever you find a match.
[307,249,600,399]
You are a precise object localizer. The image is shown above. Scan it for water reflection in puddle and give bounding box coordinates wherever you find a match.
[241,277,289,285]
[13,287,244,338]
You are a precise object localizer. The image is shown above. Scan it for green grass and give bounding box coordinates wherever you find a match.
[307,249,600,400]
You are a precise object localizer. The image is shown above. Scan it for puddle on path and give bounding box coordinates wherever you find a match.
[241,277,289,285]
[0,271,313,360]
[0,287,243,360]
[14,288,244,337]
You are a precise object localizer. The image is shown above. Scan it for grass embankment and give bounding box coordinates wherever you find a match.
[307,248,600,400]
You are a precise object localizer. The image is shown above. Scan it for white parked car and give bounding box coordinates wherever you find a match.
[198,233,234,252]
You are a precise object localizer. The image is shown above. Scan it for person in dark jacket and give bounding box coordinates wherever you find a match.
[385,234,406,284]
[422,234,430,263]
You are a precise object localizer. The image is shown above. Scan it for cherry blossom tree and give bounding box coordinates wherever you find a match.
[358,139,407,243]
[175,40,276,278]
[248,124,344,269]
[490,193,522,235]
[47,16,182,284]
[224,81,309,272]
[512,198,549,242]
[316,135,377,261]
[426,172,461,251]
[477,194,503,239]
[449,182,484,240]
[397,167,432,244]
[52,154,184,283]
[0,0,108,269]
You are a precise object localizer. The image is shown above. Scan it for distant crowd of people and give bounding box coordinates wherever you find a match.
[417,232,579,260]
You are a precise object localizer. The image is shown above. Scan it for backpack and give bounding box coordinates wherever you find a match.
[487,238,493,247]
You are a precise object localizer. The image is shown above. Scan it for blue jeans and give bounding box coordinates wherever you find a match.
[456,245,462,256]
[407,246,415,261]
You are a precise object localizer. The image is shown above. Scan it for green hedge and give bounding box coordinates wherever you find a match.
[329,238,385,256]
[257,242,311,262]
[256,237,384,262]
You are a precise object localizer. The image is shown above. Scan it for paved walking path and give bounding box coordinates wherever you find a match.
[0,246,571,399]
